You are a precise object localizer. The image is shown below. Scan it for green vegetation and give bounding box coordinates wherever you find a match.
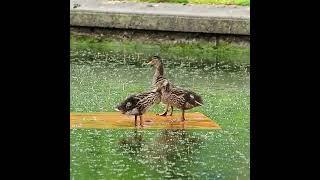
[131,0,250,6]
[71,33,250,67]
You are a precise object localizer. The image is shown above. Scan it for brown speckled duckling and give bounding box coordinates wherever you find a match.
[116,91,161,127]
[160,80,203,121]
[147,56,175,116]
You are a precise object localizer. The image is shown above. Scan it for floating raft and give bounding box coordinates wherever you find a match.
[70,112,221,129]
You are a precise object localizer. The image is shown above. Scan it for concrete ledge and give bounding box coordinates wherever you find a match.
[70,1,250,35]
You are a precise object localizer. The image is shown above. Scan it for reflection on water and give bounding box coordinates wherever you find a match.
[119,129,144,157]
[118,127,203,179]
[148,128,202,179]
[71,128,249,179]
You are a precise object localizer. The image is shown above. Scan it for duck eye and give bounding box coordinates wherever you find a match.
[126,102,132,108]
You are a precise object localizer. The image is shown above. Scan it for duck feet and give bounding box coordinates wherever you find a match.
[157,109,168,116]
[158,112,167,116]
[157,105,169,116]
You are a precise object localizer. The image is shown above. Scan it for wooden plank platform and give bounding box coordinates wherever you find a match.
[70,112,221,129]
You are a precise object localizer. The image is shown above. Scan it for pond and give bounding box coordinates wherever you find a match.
[70,47,250,179]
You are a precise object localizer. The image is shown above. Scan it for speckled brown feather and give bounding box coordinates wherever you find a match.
[148,56,203,119]
[160,81,203,110]
[116,91,161,115]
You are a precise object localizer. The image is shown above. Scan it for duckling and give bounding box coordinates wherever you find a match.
[160,80,203,121]
[147,56,175,116]
[116,91,161,127]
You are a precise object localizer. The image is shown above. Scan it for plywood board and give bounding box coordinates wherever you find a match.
[70,112,221,129]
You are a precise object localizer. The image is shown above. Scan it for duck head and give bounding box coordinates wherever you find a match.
[115,95,139,114]
[147,56,162,67]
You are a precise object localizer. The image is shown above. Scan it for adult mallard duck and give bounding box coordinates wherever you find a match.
[159,80,203,121]
[147,56,175,116]
[147,56,171,90]
[147,55,203,119]
[116,91,161,127]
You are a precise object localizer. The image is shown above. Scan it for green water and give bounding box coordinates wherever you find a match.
[70,48,250,179]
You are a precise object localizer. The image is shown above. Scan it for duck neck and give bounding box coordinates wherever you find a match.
[153,64,164,80]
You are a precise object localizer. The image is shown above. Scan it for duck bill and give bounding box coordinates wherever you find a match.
[195,101,203,106]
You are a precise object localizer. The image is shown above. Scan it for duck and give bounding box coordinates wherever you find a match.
[147,56,175,116]
[159,80,203,121]
[115,91,161,127]
[147,56,203,120]
[147,56,169,89]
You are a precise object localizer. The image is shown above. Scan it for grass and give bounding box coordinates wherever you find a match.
[70,33,250,67]
[131,0,250,6]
